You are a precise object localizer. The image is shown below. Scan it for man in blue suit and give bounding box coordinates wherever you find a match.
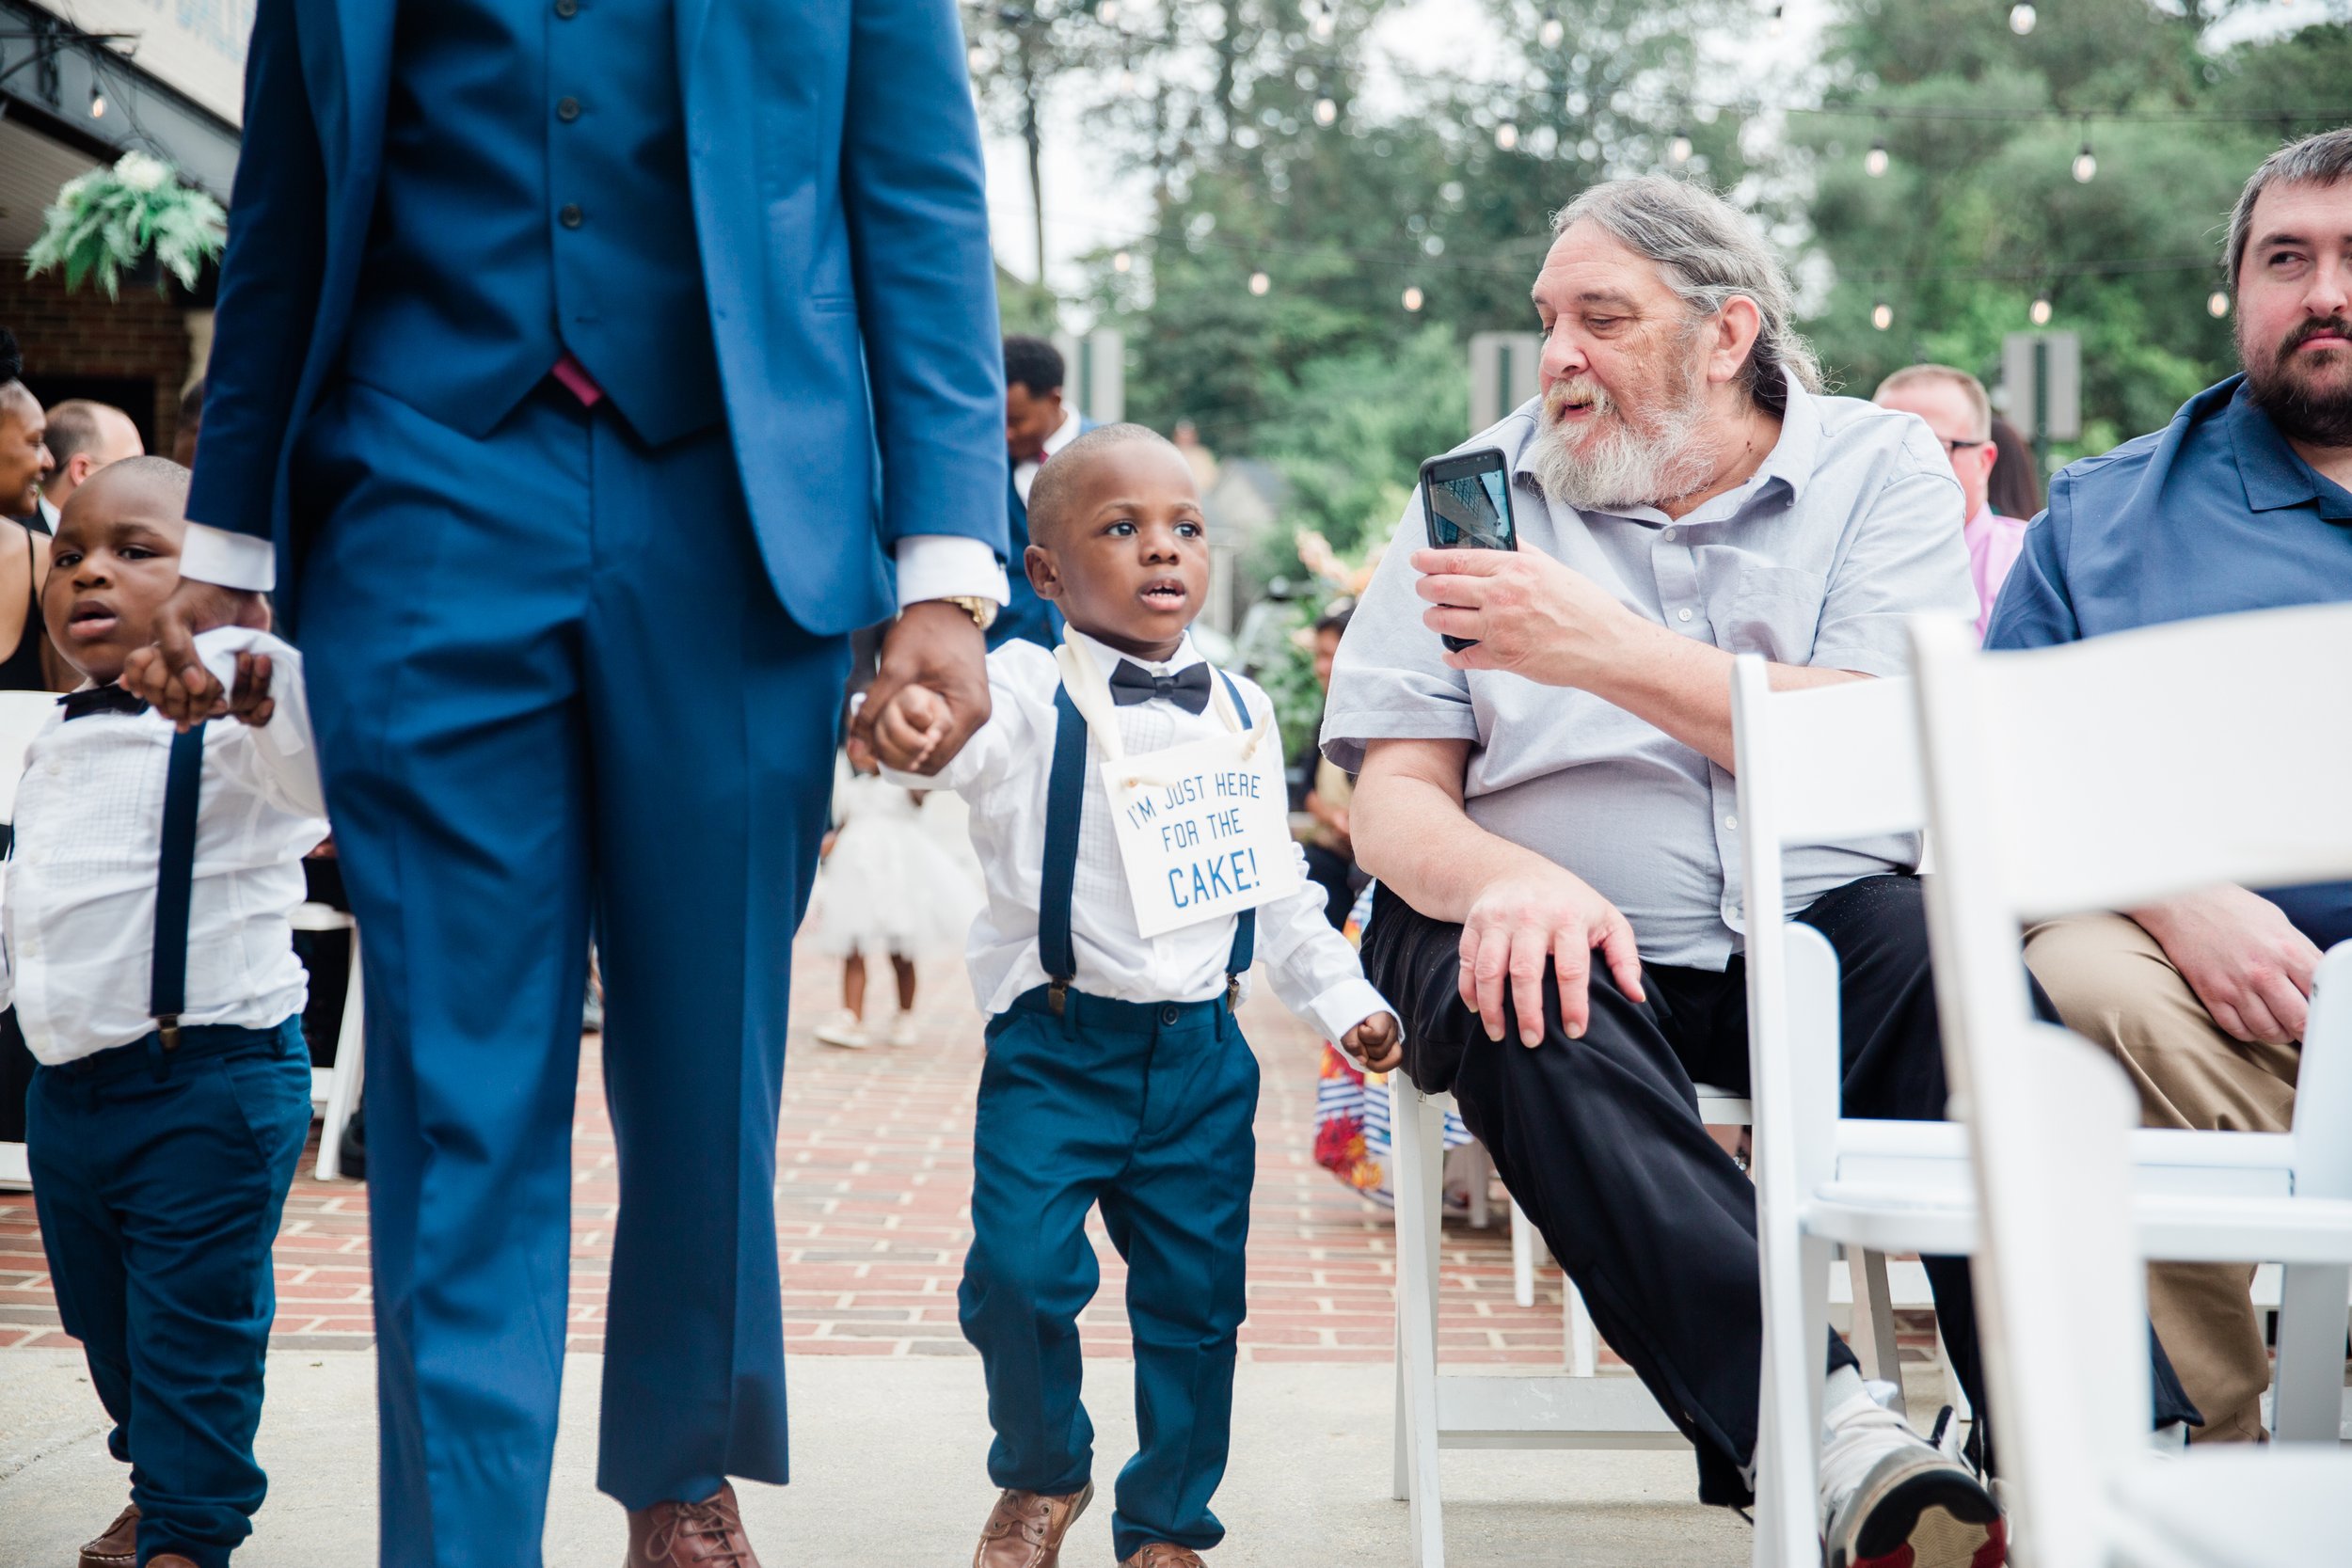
[125,1,1009,1562]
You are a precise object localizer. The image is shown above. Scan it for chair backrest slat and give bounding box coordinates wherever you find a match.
[0,690,56,827]
[1931,604,2352,919]
[1754,674,1927,847]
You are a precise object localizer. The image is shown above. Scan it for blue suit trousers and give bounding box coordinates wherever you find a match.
[292,380,847,1566]
[961,987,1260,1560]
[29,1019,312,1568]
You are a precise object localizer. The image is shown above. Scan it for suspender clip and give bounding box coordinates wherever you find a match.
[1047,978,1070,1018]
[157,1015,182,1053]
[1225,974,1243,1010]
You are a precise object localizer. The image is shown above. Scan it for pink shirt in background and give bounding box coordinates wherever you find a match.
[1963,506,2029,641]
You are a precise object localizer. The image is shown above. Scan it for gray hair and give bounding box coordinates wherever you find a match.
[1551,176,1821,408]
[2226,128,2352,290]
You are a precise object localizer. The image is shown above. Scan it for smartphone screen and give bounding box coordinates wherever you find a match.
[1419,448,1516,650]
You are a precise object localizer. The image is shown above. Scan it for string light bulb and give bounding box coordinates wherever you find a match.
[88,83,105,119]
[1768,3,1786,36]
[1871,300,1894,331]
[1403,286,1425,311]
[2009,2,2036,33]
[2072,123,2097,183]
[1113,250,1133,274]
[2029,294,2053,325]
[1865,134,1889,177]
[1311,8,1334,40]
[1668,128,1693,164]
[1096,0,1119,19]
[2208,290,2232,318]
[1248,271,1271,296]
[1314,97,1337,126]
[1539,9,1565,47]
[1496,122,1520,150]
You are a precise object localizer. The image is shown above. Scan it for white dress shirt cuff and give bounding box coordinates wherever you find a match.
[179,524,277,593]
[895,534,1009,611]
[1306,977,1395,1045]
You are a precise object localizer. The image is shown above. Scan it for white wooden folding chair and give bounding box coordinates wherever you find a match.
[1969,1022,2352,1567]
[0,689,58,1192]
[1909,603,2352,1457]
[1390,1070,1751,1566]
[1731,665,1983,1568]
[294,901,366,1180]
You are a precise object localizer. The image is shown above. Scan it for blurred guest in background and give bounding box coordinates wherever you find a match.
[1874,364,2025,640]
[170,377,205,469]
[1295,600,1362,929]
[39,400,146,533]
[995,334,1087,651]
[1986,414,2042,521]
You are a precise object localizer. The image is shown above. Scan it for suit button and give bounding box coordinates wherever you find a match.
[557,96,581,122]
[1160,1006,1179,1026]
[554,0,578,15]
[559,204,583,229]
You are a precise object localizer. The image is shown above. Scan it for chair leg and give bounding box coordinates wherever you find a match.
[1564,1276,1597,1378]
[1511,1198,1537,1309]
[1848,1247,1907,1418]
[2269,1262,2351,1442]
[1754,1228,1835,1568]
[314,928,366,1182]
[1464,1141,1492,1230]
[1389,1080,1448,1565]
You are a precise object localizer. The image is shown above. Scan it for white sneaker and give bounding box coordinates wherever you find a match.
[1819,1369,2006,1568]
[814,1009,868,1050]
[885,1010,920,1048]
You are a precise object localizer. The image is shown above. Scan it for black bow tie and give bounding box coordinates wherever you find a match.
[59,684,151,721]
[1107,658,1213,715]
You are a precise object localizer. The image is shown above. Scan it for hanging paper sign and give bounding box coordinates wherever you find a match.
[1102,730,1302,938]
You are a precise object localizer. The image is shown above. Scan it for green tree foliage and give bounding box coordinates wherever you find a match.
[1797,0,2352,451]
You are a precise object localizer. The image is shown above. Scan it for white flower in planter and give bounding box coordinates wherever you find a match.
[114,152,173,194]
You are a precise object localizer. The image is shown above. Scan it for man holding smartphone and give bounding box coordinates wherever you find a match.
[1327,176,2184,1568]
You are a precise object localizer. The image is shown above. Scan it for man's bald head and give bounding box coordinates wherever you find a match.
[42,400,144,507]
[1025,422,1190,546]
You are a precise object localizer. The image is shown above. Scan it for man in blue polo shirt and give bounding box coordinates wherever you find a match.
[1988,128,2352,1445]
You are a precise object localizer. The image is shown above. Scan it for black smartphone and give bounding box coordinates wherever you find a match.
[1418,447,1517,652]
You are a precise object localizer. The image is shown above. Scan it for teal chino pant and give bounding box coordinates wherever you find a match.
[961,986,1260,1560]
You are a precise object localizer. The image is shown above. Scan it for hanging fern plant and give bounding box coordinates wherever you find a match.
[24,152,227,300]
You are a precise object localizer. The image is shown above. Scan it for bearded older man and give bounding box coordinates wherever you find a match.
[1329,177,2197,1566]
[1991,129,2352,1448]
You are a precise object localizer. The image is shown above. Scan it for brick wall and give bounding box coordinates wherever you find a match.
[0,269,196,459]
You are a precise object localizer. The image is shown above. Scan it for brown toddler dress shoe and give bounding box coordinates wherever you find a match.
[1117,1546,1206,1568]
[626,1482,763,1567]
[974,1481,1094,1568]
[79,1500,137,1568]
[145,1558,199,1568]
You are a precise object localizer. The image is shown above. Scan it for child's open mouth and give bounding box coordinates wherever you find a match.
[66,601,119,641]
[1138,578,1189,610]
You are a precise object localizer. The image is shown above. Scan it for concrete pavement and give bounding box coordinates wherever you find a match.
[0,1348,1753,1567]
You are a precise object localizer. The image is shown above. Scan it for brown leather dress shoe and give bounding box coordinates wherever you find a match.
[626,1482,763,1567]
[974,1481,1094,1568]
[144,1557,199,1568]
[79,1500,137,1568]
[1117,1546,1205,1568]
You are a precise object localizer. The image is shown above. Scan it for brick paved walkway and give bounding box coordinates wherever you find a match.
[0,952,1591,1366]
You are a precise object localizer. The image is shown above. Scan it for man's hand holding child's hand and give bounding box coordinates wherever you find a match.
[862,683,953,773]
[1343,1011,1403,1073]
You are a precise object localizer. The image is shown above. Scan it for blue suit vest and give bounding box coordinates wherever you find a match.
[341,0,722,444]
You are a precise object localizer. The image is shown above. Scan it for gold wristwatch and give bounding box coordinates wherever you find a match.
[930,594,1000,632]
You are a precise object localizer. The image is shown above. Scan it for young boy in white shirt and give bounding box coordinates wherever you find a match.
[871,425,1400,1568]
[10,457,327,1568]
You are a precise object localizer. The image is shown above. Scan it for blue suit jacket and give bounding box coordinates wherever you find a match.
[187,0,1008,637]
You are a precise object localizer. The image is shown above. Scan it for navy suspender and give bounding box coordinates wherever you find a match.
[1038,667,1255,1015]
[150,723,206,1052]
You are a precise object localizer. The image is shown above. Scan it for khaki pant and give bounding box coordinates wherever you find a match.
[2023,913,2301,1443]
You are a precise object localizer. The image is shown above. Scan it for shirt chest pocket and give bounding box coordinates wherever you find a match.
[1714,563,1826,664]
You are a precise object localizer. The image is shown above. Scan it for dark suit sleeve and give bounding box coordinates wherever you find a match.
[839,0,1009,557]
[1981,476,2080,650]
[184,0,330,544]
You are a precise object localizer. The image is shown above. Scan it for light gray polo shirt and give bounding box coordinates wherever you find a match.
[1322,373,1977,970]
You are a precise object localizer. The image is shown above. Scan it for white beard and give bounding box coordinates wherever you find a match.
[1528,367,1716,514]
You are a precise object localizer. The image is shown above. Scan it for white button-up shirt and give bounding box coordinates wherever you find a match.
[890,627,1390,1041]
[2,628,330,1066]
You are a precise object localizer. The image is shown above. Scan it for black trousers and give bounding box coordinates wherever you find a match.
[1363,873,2193,1505]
